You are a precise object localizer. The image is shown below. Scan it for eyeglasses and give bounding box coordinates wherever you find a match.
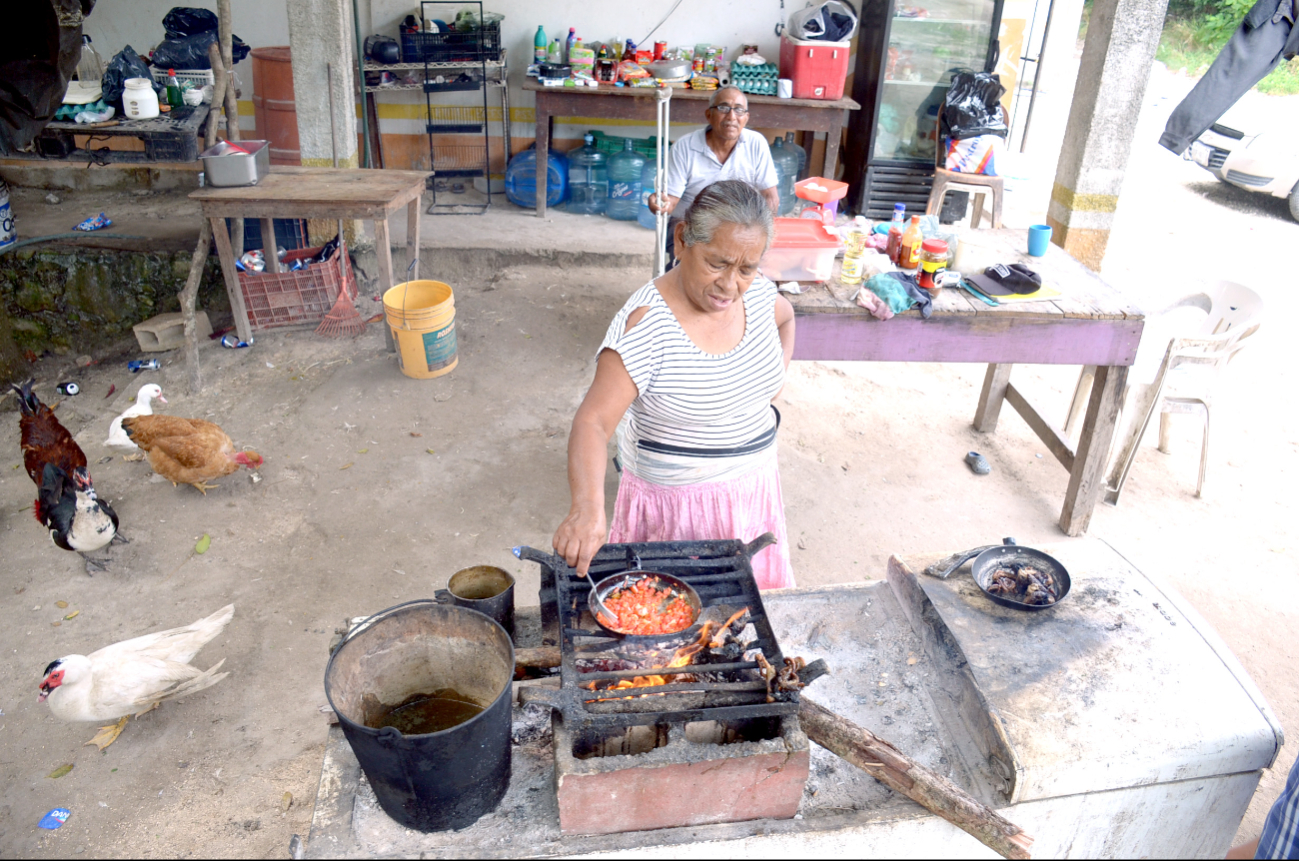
[710,104,749,115]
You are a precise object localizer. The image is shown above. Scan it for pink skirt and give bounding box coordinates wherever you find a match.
[608,458,796,590]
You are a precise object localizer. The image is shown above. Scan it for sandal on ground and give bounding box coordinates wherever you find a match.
[965,451,991,475]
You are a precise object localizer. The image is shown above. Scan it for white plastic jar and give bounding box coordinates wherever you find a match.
[122,78,159,119]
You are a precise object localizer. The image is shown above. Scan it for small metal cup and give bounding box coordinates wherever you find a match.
[435,566,515,640]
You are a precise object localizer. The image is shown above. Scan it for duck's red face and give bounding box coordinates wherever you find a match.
[38,660,64,703]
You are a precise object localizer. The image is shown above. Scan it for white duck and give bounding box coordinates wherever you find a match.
[38,604,233,750]
[104,384,166,449]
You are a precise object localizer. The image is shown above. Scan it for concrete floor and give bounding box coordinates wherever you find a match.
[0,57,1295,858]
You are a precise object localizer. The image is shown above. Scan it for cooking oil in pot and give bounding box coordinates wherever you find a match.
[369,689,484,735]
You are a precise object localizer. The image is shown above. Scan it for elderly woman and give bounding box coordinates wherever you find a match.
[552,180,796,588]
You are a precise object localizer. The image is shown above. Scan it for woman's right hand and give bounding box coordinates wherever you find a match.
[552,502,607,577]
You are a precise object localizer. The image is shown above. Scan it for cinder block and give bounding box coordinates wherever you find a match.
[132,311,212,352]
[553,714,809,835]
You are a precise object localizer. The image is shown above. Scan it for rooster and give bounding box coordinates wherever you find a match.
[39,604,234,750]
[121,414,263,494]
[12,381,120,565]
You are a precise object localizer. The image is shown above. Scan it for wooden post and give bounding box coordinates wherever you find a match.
[205,42,225,150]
[799,696,1034,860]
[217,0,243,258]
[179,221,214,395]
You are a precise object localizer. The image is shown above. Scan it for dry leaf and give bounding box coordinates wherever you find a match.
[51,621,61,627]
[195,534,211,555]
[409,432,422,437]
[357,448,369,454]
[64,610,79,620]
[425,449,436,455]
[907,656,918,665]
[339,462,353,470]
[55,600,68,609]
[281,791,293,812]
[47,764,73,779]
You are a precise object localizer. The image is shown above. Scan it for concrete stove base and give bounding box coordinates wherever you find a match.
[552,714,810,835]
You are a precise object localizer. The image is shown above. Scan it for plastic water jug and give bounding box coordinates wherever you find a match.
[769,138,798,216]
[637,160,658,230]
[122,78,160,120]
[565,133,607,215]
[505,146,568,209]
[784,132,808,181]
[607,139,645,221]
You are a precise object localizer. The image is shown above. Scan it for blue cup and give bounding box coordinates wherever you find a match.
[1027,224,1052,257]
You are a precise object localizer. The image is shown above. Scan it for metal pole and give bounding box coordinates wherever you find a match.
[654,86,672,277]
[1018,0,1057,153]
[351,0,372,168]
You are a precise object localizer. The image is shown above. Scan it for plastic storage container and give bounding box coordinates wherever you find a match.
[607,139,645,221]
[769,138,799,216]
[565,134,607,215]
[778,35,850,100]
[637,160,658,230]
[505,146,568,209]
[760,218,842,282]
[122,78,160,120]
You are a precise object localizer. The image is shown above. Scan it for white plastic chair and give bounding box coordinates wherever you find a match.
[1064,281,1264,503]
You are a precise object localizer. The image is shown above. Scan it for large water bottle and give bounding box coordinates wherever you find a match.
[505,145,568,209]
[637,159,658,230]
[607,139,645,221]
[769,137,798,216]
[565,133,607,215]
[784,132,808,181]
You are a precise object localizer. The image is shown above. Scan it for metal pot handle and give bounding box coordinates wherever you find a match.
[433,589,453,604]
[339,597,441,646]
[924,538,1020,579]
[742,532,777,559]
[512,545,569,572]
[375,725,404,747]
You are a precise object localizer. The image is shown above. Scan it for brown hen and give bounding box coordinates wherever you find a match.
[121,415,263,494]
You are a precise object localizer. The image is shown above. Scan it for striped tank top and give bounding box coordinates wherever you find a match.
[599,275,786,486]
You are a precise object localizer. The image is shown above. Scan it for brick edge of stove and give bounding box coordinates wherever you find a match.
[552,712,811,836]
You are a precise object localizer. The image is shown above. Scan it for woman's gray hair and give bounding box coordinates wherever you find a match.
[679,180,775,251]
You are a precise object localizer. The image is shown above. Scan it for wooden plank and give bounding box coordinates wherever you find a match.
[405,197,421,276]
[1060,363,1129,536]
[374,217,394,296]
[522,80,860,111]
[792,312,1143,366]
[973,364,1013,433]
[210,216,252,343]
[1004,381,1076,472]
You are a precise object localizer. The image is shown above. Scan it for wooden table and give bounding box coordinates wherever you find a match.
[788,230,1145,536]
[524,80,860,217]
[190,166,428,342]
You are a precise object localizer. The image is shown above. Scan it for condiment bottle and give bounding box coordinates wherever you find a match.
[917,238,949,296]
[898,215,924,271]
[885,203,906,264]
[165,69,182,108]
[840,218,872,287]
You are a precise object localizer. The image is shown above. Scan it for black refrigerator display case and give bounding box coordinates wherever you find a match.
[844,0,1004,220]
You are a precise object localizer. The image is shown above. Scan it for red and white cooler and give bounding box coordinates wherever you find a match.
[779,35,850,100]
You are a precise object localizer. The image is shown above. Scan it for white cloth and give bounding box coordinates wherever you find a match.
[664,128,779,216]
[599,276,785,487]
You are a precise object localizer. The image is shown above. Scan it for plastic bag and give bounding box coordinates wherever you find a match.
[787,1,859,42]
[941,72,1008,140]
[151,31,250,69]
[945,134,1005,174]
[163,7,218,38]
[102,46,157,109]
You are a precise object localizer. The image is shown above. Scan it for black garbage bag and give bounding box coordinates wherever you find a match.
[162,6,217,37]
[151,31,250,69]
[941,71,1008,140]
[102,45,159,109]
[787,1,859,42]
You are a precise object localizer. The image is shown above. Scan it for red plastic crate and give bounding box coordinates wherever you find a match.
[238,244,357,330]
[779,35,850,100]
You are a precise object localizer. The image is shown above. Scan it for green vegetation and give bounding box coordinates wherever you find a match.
[1156,0,1299,95]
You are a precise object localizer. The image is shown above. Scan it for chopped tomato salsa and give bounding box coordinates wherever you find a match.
[600,576,695,635]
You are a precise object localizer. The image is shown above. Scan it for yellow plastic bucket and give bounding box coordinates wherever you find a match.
[383,279,458,380]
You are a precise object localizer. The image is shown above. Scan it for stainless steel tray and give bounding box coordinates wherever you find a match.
[199,140,270,187]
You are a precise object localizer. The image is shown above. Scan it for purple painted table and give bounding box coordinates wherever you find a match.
[789,230,1145,536]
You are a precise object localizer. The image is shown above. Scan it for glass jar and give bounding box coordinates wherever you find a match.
[917,238,949,296]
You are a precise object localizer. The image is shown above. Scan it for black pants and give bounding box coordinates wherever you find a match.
[1159,0,1297,154]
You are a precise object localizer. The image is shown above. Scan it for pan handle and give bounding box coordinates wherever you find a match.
[742,532,777,559]
[924,545,998,579]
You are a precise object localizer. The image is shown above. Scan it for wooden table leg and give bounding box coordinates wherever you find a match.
[405,198,421,276]
[1060,363,1129,536]
[535,96,550,218]
[260,218,280,273]
[801,132,815,179]
[210,216,252,344]
[375,216,397,352]
[973,363,1013,433]
[823,117,843,181]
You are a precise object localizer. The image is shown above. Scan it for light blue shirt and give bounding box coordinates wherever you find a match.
[664,127,779,217]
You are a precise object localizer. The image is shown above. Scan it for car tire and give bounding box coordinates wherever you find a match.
[1290,180,1299,222]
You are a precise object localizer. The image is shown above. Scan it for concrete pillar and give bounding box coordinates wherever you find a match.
[285,0,361,245]
[1047,0,1169,270]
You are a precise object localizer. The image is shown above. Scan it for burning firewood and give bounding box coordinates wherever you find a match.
[799,696,1034,861]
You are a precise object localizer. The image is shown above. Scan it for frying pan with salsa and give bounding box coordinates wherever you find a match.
[588,570,703,640]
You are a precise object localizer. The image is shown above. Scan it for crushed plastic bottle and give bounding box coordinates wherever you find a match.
[220,334,254,349]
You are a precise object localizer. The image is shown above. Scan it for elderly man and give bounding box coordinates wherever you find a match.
[648,87,780,261]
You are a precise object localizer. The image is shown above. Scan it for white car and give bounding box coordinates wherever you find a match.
[1189,120,1299,222]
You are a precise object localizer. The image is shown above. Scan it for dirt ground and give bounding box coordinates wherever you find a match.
[0,62,1295,860]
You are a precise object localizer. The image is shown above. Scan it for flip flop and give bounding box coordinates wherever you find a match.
[965,451,991,475]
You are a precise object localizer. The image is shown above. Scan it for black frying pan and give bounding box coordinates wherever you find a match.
[925,538,1071,611]
[588,570,703,643]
